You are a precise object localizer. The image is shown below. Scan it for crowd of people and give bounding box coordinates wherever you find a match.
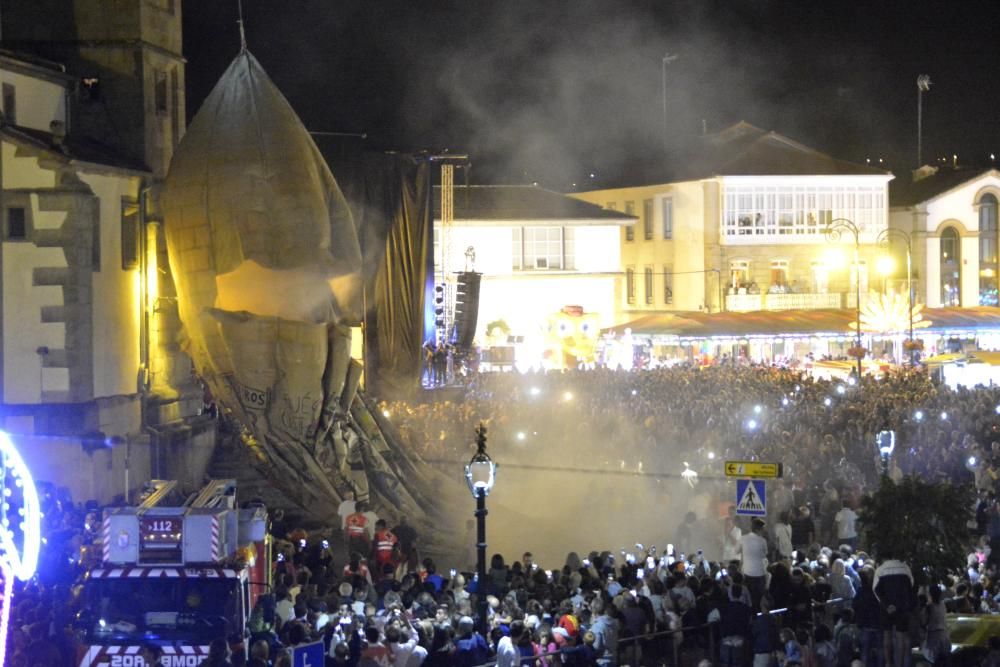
[12,364,1000,665]
[207,513,1000,667]
[383,365,1000,502]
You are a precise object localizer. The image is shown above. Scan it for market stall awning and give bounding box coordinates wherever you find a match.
[604,306,1000,339]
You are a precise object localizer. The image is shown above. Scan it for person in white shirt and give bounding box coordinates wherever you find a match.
[274,589,295,627]
[773,512,794,561]
[739,518,769,611]
[722,514,743,563]
[337,493,356,530]
[496,620,525,667]
[833,501,858,550]
[385,612,422,667]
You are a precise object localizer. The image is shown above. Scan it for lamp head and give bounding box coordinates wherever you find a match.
[876,430,895,457]
[465,424,496,497]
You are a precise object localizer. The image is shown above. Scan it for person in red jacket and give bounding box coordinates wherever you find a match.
[371,519,399,577]
[344,502,371,557]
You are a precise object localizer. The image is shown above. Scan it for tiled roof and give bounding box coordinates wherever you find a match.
[2,124,150,173]
[434,185,635,222]
[889,167,998,207]
[686,122,889,179]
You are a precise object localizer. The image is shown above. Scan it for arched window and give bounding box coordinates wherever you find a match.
[941,226,961,306]
[980,194,999,305]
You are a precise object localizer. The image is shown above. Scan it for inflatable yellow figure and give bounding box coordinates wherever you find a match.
[544,305,601,369]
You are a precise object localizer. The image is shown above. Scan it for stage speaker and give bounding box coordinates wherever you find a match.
[453,271,482,350]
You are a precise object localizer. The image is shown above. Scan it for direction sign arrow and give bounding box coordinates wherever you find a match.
[723,460,782,479]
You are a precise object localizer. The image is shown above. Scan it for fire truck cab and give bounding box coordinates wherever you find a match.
[74,480,271,667]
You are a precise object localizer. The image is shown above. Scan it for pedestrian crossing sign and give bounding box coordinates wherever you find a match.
[735,479,766,516]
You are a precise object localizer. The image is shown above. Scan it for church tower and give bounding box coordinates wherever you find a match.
[1,0,185,178]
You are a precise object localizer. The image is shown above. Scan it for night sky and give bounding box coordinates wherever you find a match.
[183,0,1000,189]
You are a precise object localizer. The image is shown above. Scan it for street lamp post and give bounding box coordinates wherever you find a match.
[876,430,895,478]
[824,218,864,380]
[876,228,915,364]
[465,424,496,636]
[661,53,678,150]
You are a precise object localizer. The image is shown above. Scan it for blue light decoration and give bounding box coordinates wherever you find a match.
[0,431,41,667]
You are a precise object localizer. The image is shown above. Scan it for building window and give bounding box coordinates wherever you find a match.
[811,260,829,294]
[643,199,653,240]
[663,265,673,304]
[980,193,998,305]
[154,70,168,114]
[626,267,635,304]
[624,201,635,241]
[2,83,15,125]
[170,67,180,149]
[512,226,574,270]
[121,199,140,270]
[729,260,750,291]
[940,226,961,306]
[5,207,27,240]
[770,259,789,290]
[662,198,673,240]
[644,267,654,304]
[722,184,885,241]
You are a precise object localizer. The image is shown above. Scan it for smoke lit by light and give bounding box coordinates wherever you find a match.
[516,432,526,441]
[530,387,541,396]
[563,391,574,402]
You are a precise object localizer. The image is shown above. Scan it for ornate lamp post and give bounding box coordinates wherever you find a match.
[876,430,895,478]
[824,218,864,380]
[876,228,915,364]
[465,424,496,635]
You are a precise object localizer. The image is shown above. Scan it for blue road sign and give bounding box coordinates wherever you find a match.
[293,641,326,667]
[735,479,766,516]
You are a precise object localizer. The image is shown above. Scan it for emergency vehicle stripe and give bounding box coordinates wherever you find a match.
[181,645,195,654]
[210,516,220,560]
[127,569,142,577]
[149,568,163,577]
[125,646,140,654]
[102,516,110,562]
[108,646,121,654]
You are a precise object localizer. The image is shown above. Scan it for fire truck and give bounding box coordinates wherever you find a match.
[74,479,272,667]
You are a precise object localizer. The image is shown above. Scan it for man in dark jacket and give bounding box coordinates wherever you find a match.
[718,584,752,667]
[873,556,914,667]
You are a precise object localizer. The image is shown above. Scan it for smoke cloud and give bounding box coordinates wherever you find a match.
[185,0,1000,187]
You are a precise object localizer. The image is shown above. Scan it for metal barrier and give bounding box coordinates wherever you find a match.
[615,621,718,667]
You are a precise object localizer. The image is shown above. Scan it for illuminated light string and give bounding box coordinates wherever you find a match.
[0,431,41,667]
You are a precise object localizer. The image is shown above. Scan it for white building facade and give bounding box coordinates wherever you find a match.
[889,166,1000,308]
[573,123,893,321]
[434,185,633,361]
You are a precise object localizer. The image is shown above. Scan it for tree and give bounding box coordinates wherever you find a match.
[858,475,974,584]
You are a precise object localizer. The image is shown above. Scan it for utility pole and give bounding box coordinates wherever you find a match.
[662,53,678,150]
[917,75,931,167]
